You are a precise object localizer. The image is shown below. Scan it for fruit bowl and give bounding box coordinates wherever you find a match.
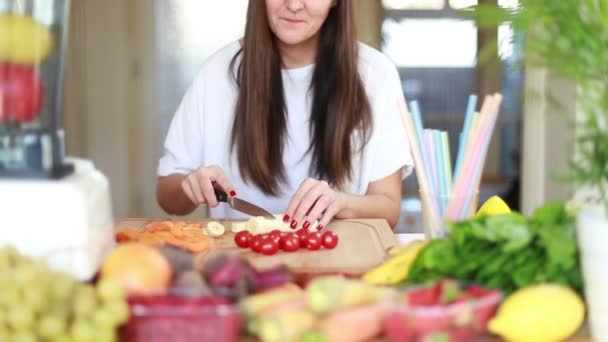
[120,294,243,342]
[383,279,503,342]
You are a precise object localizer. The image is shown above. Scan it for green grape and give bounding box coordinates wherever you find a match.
[0,307,6,325]
[105,301,129,325]
[51,333,74,342]
[70,320,96,342]
[1,245,22,265]
[37,314,66,339]
[49,302,71,320]
[93,329,116,342]
[51,272,76,301]
[7,306,35,330]
[92,307,116,329]
[0,251,10,270]
[11,330,37,342]
[23,288,48,313]
[0,281,22,309]
[73,285,98,318]
[0,326,10,341]
[13,263,37,286]
[96,279,125,303]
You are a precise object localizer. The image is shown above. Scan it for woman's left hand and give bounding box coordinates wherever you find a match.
[283,178,347,231]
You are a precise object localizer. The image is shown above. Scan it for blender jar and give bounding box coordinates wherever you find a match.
[0,0,73,178]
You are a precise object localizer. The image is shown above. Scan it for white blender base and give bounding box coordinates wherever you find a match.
[0,158,115,280]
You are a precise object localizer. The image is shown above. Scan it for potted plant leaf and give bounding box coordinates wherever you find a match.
[470,1,608,340]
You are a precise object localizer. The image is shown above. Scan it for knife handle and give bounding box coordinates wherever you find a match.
[212,181,228,203]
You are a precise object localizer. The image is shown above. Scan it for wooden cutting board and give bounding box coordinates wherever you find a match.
[114,218,397,274]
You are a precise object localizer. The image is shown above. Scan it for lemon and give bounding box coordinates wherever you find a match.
[489,284,585,342]
[476,196,511,217]
[0,14,53,64]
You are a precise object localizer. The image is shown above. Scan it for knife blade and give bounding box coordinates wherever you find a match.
[214,188,274,219]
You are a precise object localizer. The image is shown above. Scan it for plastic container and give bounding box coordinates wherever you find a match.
[120,295,243,342]
[383,282,502,342]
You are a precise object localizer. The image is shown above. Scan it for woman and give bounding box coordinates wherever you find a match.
[156,0,413,230]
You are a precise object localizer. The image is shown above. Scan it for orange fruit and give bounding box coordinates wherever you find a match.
[101,243,172,296]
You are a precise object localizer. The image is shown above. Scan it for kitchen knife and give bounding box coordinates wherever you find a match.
[214,188,275,219]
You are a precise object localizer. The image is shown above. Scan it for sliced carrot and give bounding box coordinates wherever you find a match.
[144,220,173,232]
[115,228,140,242]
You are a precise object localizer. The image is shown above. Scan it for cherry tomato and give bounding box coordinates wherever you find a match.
[321,231,339,249]
[269,230,282,245]
[251,235,265,253]
[0,63,44,123]
[280,233,300,252]
[234,231,251,248]
[295,229,309,247]
[259,239,279,255]
[306,232,322,250]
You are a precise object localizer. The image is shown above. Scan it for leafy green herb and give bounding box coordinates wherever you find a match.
[406,201,583,294]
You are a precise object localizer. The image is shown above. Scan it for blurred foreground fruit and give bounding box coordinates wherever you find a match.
[489,284,584,342]
[476,196,511,217]
[363,240,427,285]
[0,14,53,64]
[0,62,44,123]
[0,246,128,341]
[101,243,172,296]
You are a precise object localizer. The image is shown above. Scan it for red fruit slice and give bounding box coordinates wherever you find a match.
[472,289,502,331]
[407,286,439,306]
[466,285,486,298]
[450,326,476,342]
[0,63,44,123]
[384,310,417,342]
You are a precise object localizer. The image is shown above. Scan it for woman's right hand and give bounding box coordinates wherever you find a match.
[181,165,237,208]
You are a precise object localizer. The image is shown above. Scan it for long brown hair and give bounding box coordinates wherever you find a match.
[230,0,372,195]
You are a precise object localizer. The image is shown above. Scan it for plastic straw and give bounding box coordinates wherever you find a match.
[454,95,478,179]
[433,131,446,215]
[441,131,452,191]
[398,97,441,237]
[452,95,501,220]
[424,130,438,197]
[410,101,432,186]
[461,94,503,218]
[443,95,493,221]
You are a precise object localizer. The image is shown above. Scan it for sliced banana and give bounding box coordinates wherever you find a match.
[230,215,320,234]
[231,221,248,233]
[205,221,225,237]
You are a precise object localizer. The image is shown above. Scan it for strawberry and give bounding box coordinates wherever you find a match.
[384,311,417,342]
[449,326,476,342]
[408,311,451,336]
[451,299,474,327]
[472,289,502,331]
[466,285,486,298]
[407,286,439,306]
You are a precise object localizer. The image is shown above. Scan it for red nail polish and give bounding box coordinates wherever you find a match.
[290,220,298,229]
[229,190,237,197]
[303,221,311,229]
[283,214,290,223]
[317,225,324,231]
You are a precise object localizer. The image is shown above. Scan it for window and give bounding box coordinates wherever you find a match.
[382,18,477,68]
[155,1,248,115]
[383,0,445,10]
[449,0,477,9]
[155,1,248,152]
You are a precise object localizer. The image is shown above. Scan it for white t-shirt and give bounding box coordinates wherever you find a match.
[158,41,414,218]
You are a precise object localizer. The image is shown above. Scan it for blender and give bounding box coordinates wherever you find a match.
[0,0,114,280]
